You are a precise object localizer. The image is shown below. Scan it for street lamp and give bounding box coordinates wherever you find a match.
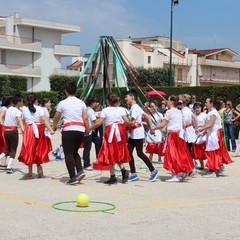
[169,0,179,86]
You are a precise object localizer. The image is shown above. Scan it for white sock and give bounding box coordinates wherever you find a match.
[7,158,14,169]
[0,153,6,160]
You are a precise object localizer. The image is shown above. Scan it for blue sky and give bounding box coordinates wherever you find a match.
[2,0,240,61]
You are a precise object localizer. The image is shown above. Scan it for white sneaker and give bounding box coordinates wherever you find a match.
[203,171,217,178]
[166,176,180,182]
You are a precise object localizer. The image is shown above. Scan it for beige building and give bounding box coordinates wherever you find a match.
[0,13,80,91]
[72,36,240,88]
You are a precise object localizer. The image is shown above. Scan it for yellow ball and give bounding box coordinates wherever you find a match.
[76,193,90,207]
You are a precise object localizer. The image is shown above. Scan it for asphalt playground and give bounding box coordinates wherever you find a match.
[0,130,240,240]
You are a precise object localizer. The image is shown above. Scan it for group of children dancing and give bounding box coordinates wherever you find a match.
[0,81,234,185]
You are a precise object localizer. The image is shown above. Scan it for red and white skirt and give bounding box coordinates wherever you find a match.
[146,142,165,156]
[98,123,130,165]
[19,124,52,165]
[192,142,206,160]
[205,129,232,171]
[0,124,6,153]
[164,131,194,174]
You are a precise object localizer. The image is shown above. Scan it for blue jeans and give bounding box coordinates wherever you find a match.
[224,123,236,151]
[82,131,101,168]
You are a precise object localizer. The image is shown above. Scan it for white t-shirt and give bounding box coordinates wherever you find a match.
[100,106,126,126]
[22,105,44,124]
[197,112,207,127]
[152,112,163,125]
[87,106,97,134]
[181,106,193,124]
[164,107,183,131]
[206,109,222,133]
[42,107,50,120]
[4,106,21,126]
[129,104,145,139]
[57,96,86,132]
[0,106,7,113]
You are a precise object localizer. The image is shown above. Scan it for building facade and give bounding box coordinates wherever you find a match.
[0,13,81,91]
[71,36,240,88]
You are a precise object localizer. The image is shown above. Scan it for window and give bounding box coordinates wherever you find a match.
[148,56,151,64]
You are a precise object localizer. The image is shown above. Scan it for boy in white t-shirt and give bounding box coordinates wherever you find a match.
[125,90,159,182]
[82,96,101,169]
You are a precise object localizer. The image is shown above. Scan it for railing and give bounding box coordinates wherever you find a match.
[200,75,240,84]
[0,64,41,77]
[0,34,42,52]
[175,74,192,84]
[53,68,80,76]
[54,44,80,56]
[163,56,192,66]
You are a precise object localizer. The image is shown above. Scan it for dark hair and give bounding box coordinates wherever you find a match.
[169,95,179,107]
[207,98,221,111]
[1,95,12,107]
[86,96,97,107]
[65,81,77,95]
[41,98,50,107]
[126,89,138,100]
[27,93,37,113]
[107,93,120,106]
[12,94,23,105]
[193,102,203,111]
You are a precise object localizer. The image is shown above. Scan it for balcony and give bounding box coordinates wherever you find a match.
[163,56,192,66]
[200,75,240,85]
[199,58,240,68]
[53,68,80,76]
[54,44,80,57]
[0,35,42,53]
[0,64,41,78]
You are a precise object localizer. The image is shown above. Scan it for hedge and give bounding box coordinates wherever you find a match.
[0,75,27,96]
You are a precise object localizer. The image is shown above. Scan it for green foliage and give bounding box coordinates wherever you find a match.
[49,75,82,100]
[134,67,169,86]
[0,75,27,96]
[20,91,58,118]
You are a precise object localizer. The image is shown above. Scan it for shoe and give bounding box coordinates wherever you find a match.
[188,168,197,177]
[65,178,78,185]
[76,171,86,182]
[166,176,180,182]
[128,173,139,182]
[104,176,117,184]
[84,165,93,171]
[216,165,225,175]
[121,169,129,183]
[0,164,7,168]
[149,169,159,182]
[55,156,63,161]
[158,159,163,164]
[52,151,57,156]
[203,171,217,178]
[180,173,187,180]
[6,168,13,174]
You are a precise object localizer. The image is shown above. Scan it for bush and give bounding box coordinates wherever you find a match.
[49,75,82,100]
[0,75,27,96]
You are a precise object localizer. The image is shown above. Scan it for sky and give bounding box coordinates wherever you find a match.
[2,0,240,64]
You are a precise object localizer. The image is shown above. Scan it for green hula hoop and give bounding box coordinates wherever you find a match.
[52,200,116,213]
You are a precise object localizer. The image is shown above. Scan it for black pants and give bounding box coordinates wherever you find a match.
[83,131,101,168]
[4,130,18,158]
[128,137,155,174]
[62,131,84,179]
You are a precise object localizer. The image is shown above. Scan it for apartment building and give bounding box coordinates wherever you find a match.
[72,36,240,88]
[0,13,81,91]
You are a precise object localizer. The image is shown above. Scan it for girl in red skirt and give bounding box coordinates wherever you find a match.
[192,102,207,170]
[90,93,131,184]
[18,93,54,178]
[145,101,165,163]
[0,96,12,167]
[196,98,232,177]
[151,95,194,182]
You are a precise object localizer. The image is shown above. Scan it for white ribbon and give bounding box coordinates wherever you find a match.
[31,122,39,138]
[108,123,122,143]
[206,131,219,151]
